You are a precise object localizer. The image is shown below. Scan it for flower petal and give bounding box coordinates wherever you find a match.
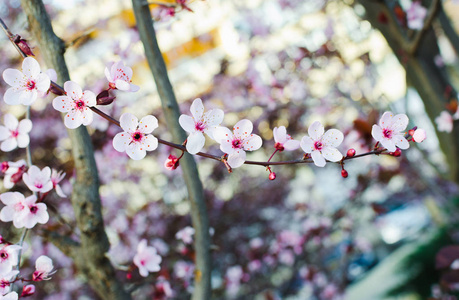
[22,57,40,78]
[81,108,94,126]
[1,138,18,152]
[321,147,343,162]
[113,132,130,152]
[379,111,393,128]
[130,84,140,92]
[3,87,24,105]
[141,134,158,152]
[0,126,10,141]
[179,115,196,133]
[283,140,300,151]
[64,81,82,100]
[233,119,253,140]
[322,129,343,148]
[16,134,30,148]
[394,135,410,150]
[390,114,409,132]
[242,134,262,151]
[213,127,233,143]
[227,149,246,168]
[371,125,383,142]
[35,73,51,92]
[64,110,84,129]
[300,136,314,153]
[115,79,130,91]
[308,121,324,141]
[126,143,146,160]
[3,69,24,87]
[4,114,18,131]
[18,119,32,134]
[380,138,396,152]
[311,150,326,167]
[119,113,138,133]
[273,126,287,144]
[52,96,73,112]
[190,98,204,120]
[139,115,158,134]
[187,131,206,154]
[203,108,224,127]
[82,90,96,107]
[20,89,38,106]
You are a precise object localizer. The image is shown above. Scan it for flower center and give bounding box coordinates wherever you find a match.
[1,162,9,173]
[26,80,36,90]
[74,100,85,111]
[30,205,38,214]
[383,128,393,139]
[11,130,19,138]
[195,121,206,132]
[132,131,143,142]
[232,139,243,149]
[35,183,43,189]
[314,141,323,151]
[0,251,8,261]
[275,142,285,151]
[0,279,9,288]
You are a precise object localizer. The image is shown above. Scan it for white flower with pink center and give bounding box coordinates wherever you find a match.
[175,226,195,244]
[435,111,454,133]
[0,192,49,229]
[33,255,55,281]
[300,121,344,167]
[0,292,18,300]
[0,114,32,152]
[2,57,50,106]
[51,169,66,198]
[133,239,162,277]
[113,113,159,160]
[0,270,19,295]
[214,119,263,168]
[2,160,27,189]
[273,126,300,151]
[105,61,139,92]
[371,111,410,152]
[179,98,224,154]
[0,244,21,275]
[22,166,53,194]
[406,1,427,30]
[52,81,96,129]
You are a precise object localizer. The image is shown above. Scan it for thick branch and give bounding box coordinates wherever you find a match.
[131,1,212,299]
[18,2,131,299]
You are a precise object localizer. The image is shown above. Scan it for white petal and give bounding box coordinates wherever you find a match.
[16,134,30,148]
[4,114,18,131]
[46,68,57,82]
[52,96,73,112]
[1,138,18,152]
[321,147,343,162]
[0,206,15,222]
[55,185,66,198]
[141,135,158,152]
[379,111,393,128]
[220,139,235,155]
[233,119,253,140]
[203,108,224,127]
[311,150,326,167]
[227,149,246,168]
[80,108,94,126]
[20,89,38,106]
[190,98,204,120]
[119,113,138,133]
[213,126,233,143]
[242,134,262,151]
[64,110,84,129]
[35,73,51,92]
[115,80,130,91]
[179,115,196,134]
[186,132,205,154]
[105,64,113,82]
[300,136,314,153]
[0,192,23,205]
[371,125,383,142]
[22,57,40,78]
[0,126,10,141]
[82,90,96,107]
[394,135,410,150]
[283,140,300,151]
[3,87,24,105]
[390,114,409,132]
[138,115,158,134]
[380,138,396,152]
[126,143,146,160]
[64,81,82,100]
[113,132,130,152]
[3,69,24,87]
[18,119,32,134]
[322,129,343,148]
[308,121,324,141]
[129,83,140,92]
[273,126,287,144]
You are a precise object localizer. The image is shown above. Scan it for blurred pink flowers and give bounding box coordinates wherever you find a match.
[133,239,162,277]
[0,114,32,152]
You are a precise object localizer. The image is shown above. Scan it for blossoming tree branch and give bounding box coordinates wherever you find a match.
[0,2,430,299]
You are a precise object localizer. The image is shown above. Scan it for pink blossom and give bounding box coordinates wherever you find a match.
[105,61,139,92]
[33,255,55,281]
[2,57,50,105]
[406,1,427,30]
[113,113,159,160]
[52,81,96,129]
[0,192,49,229]
[174,261,194,280]
[435,111,454,133]
[179,98,224,154]
[214,119,263,168]
[273,126,300,151]
[21,285,35,297]
[50,169,66,198]
[300,121,343,167]
[22,166,53,194]
[0,270,19,295]
[412,128,426,143]
[0,114,32,152]
[164,155,179,170]
[1,160,26,189]
[0,244,21,275]
[371,112,410,152]
[0,292,18,300]
[133,239,162,277]
[175,226,195,244]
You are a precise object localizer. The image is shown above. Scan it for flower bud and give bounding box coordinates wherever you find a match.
[274,142,284,151]
[14,35,34,56]
[390,148,402,157]
[346,149,356,157]
[341,169,348,178]
[412,129,426,143]
[21,284,36,297]
[269,172,276,180]
[165,155,180,170]
[1,162,9,173]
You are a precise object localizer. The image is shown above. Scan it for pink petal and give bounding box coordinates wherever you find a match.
[141,134,158,152]
[322,129,343,148]
[311,150,326,167]
[119,113,138,133]
[283,140,300,151]
[300,136,314,153]
[18,119,32,134]
[113,132,130,152]
[233,119,253,140]
[22,57,40,79]
[308,121,324,141]
[34,203,49,225]
[1,138,18,152]
[52,96,73,112]
[138,115,158,134]
[242,134,262,151]
[321,147,343,162]
[63,81,82,100]
[227,149,246,168]
[190,98,204,121]
[55,185,66,198]
[179,115,196,133]
[3,69,24,87]
[186,131,205,154]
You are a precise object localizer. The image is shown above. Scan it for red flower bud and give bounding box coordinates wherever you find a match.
[269,172,276,180]
[96,90,116,105]
[341,169,348,178]
[165,155,180,170]
[21,284,36,297]
[1,162,9,173]
[346,149,356,157]
[391,148,402,157]
[14,35,34,56]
